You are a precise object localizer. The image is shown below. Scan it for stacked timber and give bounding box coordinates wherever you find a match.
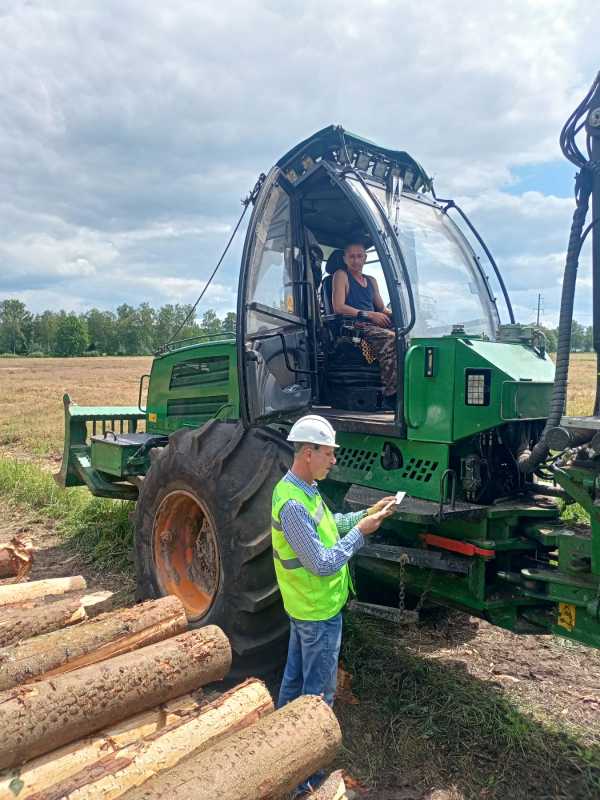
[0,576,343,800]
[0,594,187,689]
[0,590,113,647]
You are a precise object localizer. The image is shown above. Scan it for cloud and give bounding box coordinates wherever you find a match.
[0,0,597,326]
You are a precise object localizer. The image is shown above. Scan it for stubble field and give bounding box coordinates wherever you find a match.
[0,353,599,799]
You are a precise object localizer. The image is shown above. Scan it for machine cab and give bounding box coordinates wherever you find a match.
[237,125,502,430]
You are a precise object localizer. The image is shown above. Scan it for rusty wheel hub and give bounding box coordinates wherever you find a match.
[153,490,220,620]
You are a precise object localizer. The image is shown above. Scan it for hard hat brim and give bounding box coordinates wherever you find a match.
[286,435,340,448]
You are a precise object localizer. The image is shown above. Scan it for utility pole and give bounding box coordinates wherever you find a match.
[536,293,542,327]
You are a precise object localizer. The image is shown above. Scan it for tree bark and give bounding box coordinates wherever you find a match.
[26,679,273,800]
[0,577,86,607]
[122,695,341,800]
[0,537,33,580]
[0,625,231,770]
[0,692,205,800]
[306,771,348,800]
[0,595,182,688]
[0,591,114,648]
[0,595,187,691]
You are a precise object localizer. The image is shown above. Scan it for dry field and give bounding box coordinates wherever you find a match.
[0,352,597,463]
[0,355,152,461]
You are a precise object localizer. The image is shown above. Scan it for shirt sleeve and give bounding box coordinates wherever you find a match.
[333,510,367,534]
[279,500,365,577]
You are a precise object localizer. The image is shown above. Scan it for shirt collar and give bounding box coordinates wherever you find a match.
[283,469,319,497]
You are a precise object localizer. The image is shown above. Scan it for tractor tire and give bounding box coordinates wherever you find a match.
[134,420,293,676]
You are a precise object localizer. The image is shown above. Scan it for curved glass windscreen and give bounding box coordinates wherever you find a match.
[346,179,498,339]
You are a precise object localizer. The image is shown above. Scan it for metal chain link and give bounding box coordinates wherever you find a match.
[397,554,434,626]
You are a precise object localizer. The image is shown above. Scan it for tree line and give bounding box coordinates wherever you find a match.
[0,298,595,357]
[0,299,236,357]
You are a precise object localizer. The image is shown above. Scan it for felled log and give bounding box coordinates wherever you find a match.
[26,679,273,800]
[122,694,341,800]
[0,591,113,648]
[0,595,187,691]
[0,576,86,607]
[306,771,348,800]
[0,692,205,800]
[0,537,33,580]
[0,625,231,770]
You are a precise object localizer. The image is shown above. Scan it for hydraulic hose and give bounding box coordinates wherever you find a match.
[517,174,592,472]
[518,73,600,473]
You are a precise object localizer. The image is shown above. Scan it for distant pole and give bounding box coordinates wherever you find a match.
[536,293,541,326]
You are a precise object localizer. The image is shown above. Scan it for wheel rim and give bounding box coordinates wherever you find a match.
[153,490,220,621]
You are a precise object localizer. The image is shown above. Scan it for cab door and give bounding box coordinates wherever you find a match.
[238,170,315,426]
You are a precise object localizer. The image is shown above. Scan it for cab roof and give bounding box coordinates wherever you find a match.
[276,125,432,193]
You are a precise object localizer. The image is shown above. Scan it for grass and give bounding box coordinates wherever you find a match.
[0,458,134,573]
[339,615,600,798]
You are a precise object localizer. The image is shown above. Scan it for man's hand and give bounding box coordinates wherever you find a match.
[357,505,395,536]
[367,311,391,328]
[367,496,396,516]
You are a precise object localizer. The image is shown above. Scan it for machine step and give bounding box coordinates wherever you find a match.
[347,600,418,625]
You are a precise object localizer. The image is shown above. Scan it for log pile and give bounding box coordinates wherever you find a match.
[0,576,344,800]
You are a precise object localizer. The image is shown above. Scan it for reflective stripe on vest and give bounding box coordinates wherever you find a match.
[271,476,350,621]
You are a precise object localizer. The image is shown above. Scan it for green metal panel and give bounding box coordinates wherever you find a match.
[500,380,554,420]
[406,334,554,443]
[453,338,554,440]
[56,393,143,499]
[90,435,148,478]
[466,339,555,381]
[329,431,449,502]
[146,339,240,434]
[404,341,456,442]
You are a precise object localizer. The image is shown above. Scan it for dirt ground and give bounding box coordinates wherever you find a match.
[0,499,135,600]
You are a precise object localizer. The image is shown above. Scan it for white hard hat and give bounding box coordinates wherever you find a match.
[287,415,339,448]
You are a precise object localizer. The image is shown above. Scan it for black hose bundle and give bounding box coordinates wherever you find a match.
[518,72,600,473]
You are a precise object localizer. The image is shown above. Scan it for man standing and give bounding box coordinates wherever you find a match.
[273,414,395,712]
[332,240,397,410]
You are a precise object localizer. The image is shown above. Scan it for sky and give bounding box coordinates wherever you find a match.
[1,0,598,328]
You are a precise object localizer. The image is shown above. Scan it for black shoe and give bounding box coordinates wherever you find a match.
[382,394,397,411]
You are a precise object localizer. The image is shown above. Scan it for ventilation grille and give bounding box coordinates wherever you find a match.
[335,447,378,473]
[400,457,439,483]
[167,395,229,417]
[170,356,229,389]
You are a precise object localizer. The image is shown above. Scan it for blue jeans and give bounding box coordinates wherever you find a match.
[278,613,343,796]
[277,612,343,708]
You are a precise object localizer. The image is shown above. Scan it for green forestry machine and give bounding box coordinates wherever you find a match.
[58,75,600,672]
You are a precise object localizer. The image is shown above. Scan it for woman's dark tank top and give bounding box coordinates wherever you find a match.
[345,271,375,311]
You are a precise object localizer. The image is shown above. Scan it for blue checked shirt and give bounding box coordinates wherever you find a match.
[278,470,367,577]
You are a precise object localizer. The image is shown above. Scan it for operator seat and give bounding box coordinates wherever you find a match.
[319,250,384,411]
